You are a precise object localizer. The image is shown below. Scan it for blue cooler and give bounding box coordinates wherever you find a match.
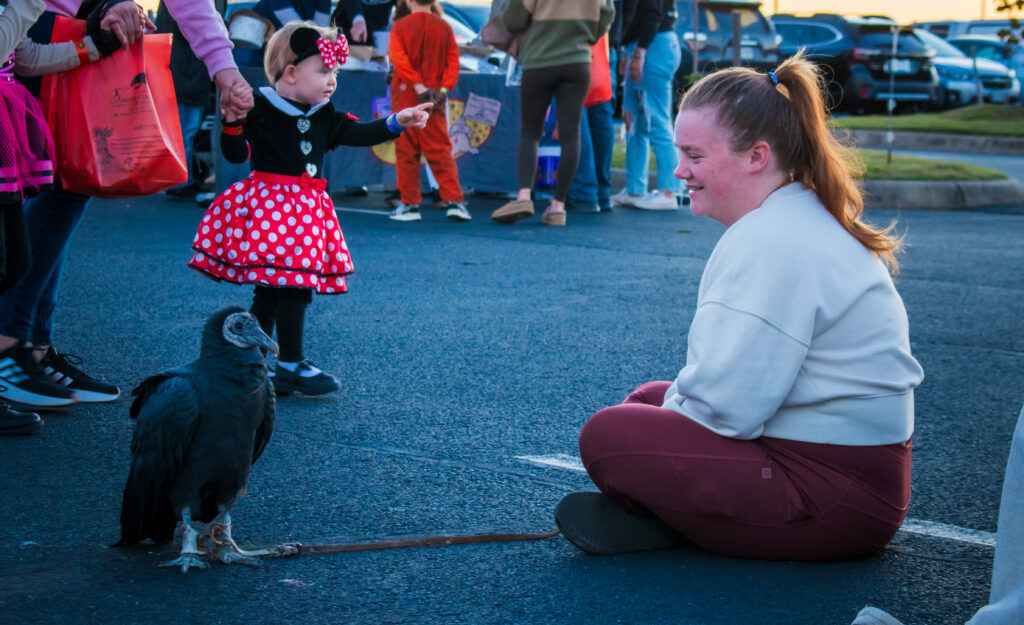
[536,145,561,188]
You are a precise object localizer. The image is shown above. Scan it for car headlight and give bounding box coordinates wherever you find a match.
[935,66,975,81]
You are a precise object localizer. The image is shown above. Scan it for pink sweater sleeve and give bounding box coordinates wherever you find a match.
[45,0,236,77]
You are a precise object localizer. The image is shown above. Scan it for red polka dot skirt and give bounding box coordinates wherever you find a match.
[188,171,352,294]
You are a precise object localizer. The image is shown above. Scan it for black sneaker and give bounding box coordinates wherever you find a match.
[389,203,421,222]
[164,182,202,202]
[554,491,685,555]
[40,347,120,403]
[0,401,42,436]
[272,360,340,396]
[0,342,77,408]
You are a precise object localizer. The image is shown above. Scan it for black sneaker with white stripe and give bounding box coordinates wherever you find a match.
[40,347,120,403]
[0,342,77,408]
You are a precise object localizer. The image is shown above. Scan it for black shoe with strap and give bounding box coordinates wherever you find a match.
[40,347,120,403]
[0,400,42,436]
[0,342,77,408]
[272,360,340,396]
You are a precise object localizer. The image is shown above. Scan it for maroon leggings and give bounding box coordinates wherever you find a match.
[579,382,912,561]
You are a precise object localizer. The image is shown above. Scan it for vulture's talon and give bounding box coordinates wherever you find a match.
[159,554,209,573]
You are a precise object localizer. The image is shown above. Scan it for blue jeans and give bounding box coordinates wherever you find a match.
[624,31,681,195]
[174,103,204,188]
[0,186,90,345]
[568,100,614,205]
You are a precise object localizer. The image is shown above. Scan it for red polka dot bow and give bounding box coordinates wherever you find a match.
[316,36,349,69]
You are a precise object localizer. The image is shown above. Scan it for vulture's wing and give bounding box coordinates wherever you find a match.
[251,381,275,464]
[117,375,201,546]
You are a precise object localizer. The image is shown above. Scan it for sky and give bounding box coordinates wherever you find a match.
[769,0,1014,24]
[137,0,1017,27]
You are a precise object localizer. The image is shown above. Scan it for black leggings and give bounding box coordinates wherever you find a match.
[518,63,591,202]
[250,286,313,363]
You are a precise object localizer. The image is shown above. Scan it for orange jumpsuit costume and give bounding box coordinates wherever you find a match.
[388,11,463,205]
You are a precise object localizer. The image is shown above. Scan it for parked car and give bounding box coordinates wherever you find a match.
[440,1,491,33]
[770,14,937,113]
[947,34,1024,91]
[914,28,1019,108]
[914,19,1022,40]
[672,0,781,101]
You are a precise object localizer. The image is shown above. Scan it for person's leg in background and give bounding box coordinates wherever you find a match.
[566,106,600,214]
[588,99,615,211]
[545,63,590,226]
[0,187,92,408]
[631,30,682,210]
[391,120,425,222]
[165,103,204,201]
[492,66,560,224]
[617,41,650,206]
[418,104,470,222]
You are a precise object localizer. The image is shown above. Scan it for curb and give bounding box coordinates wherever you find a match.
[843,129,1024,156]
[862,179,1024,210]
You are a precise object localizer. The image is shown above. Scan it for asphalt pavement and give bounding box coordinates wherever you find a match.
[0,181,1021,625]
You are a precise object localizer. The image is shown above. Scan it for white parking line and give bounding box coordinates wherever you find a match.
[334,206,391,216]
[515,454,997,548]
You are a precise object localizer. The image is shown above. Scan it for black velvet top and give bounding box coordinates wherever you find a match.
[222,87,400,178]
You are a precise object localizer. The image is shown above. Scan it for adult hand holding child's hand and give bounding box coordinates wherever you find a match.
[395,103,433,129]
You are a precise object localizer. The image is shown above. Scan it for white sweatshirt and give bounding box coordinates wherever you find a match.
[662,183,924,445]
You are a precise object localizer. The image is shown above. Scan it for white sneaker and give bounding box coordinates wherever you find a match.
[611,189,643,207]
[389,203,421,222]
[445,202,471,222]
[633,191,679,211]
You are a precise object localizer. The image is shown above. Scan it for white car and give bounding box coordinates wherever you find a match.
[915,29,1019,108]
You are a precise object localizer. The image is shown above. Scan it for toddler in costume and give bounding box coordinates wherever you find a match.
[188,21,430,396]
[387,0,467,223]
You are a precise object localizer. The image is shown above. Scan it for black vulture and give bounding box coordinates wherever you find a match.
[115,306,279,572]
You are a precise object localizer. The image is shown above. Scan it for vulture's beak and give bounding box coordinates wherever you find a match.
[247,327,280,356]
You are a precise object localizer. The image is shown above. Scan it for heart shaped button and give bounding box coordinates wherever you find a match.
[300,141,312,155]
[297,118,311,133]
[306,163,317,176]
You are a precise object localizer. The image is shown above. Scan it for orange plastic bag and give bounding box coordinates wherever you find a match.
[40,16,187,198]
[584,35,612,108]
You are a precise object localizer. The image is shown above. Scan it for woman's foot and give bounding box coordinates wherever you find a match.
[555,491,685,555]
[541,208,566,226]
[491,199,534,224]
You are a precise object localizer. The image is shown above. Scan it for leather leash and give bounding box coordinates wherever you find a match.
[243,529,562,557]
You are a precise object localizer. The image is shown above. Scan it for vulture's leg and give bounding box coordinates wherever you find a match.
[159,508,209,572]
[209,511,261,566]
[209,511,300,562]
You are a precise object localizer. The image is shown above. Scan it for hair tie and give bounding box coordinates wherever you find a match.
[767,71,779,86]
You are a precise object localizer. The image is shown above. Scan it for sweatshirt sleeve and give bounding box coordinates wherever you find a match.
[388,21,423,86]
[632,0,662,49]
[595,0,615,43]
[441,23,459,90]
[164,0,236,78]
[500,0,532,34]
[0,0,46,60]
[14,36,99,75]
[329,112,399,148]
[662,302,810,440]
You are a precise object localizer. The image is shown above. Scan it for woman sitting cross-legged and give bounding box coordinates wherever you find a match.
[555,52,925,561]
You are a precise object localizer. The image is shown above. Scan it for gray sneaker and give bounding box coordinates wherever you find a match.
[389,203,421,222]
[445,202,471,222]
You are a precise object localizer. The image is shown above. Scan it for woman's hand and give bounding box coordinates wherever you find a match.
[395,102,433,129]
[216,69,254,118]
[629,47,645,83]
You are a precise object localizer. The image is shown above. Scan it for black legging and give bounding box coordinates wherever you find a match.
[517,63,591,203]
[250,286,313,363]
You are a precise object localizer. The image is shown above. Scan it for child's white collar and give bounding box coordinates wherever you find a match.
[260,86,331,117]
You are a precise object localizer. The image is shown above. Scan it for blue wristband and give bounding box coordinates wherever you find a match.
[385,114,403,134]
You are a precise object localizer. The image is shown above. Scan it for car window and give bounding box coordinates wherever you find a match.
[915,29,967,57]
[951,41,1002,61]
[805,24,838,44]
[858,30,931,54]
[774,23,804,44]
[707,7,769,35]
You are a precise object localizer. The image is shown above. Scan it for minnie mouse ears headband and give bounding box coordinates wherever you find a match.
[278,27,349,81]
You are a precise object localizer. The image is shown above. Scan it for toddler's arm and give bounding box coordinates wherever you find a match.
[0,0,46,60]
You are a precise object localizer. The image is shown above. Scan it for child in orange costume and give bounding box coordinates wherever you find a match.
[387,0,468,223]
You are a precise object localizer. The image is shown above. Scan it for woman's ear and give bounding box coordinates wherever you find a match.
[747,140,772,173]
